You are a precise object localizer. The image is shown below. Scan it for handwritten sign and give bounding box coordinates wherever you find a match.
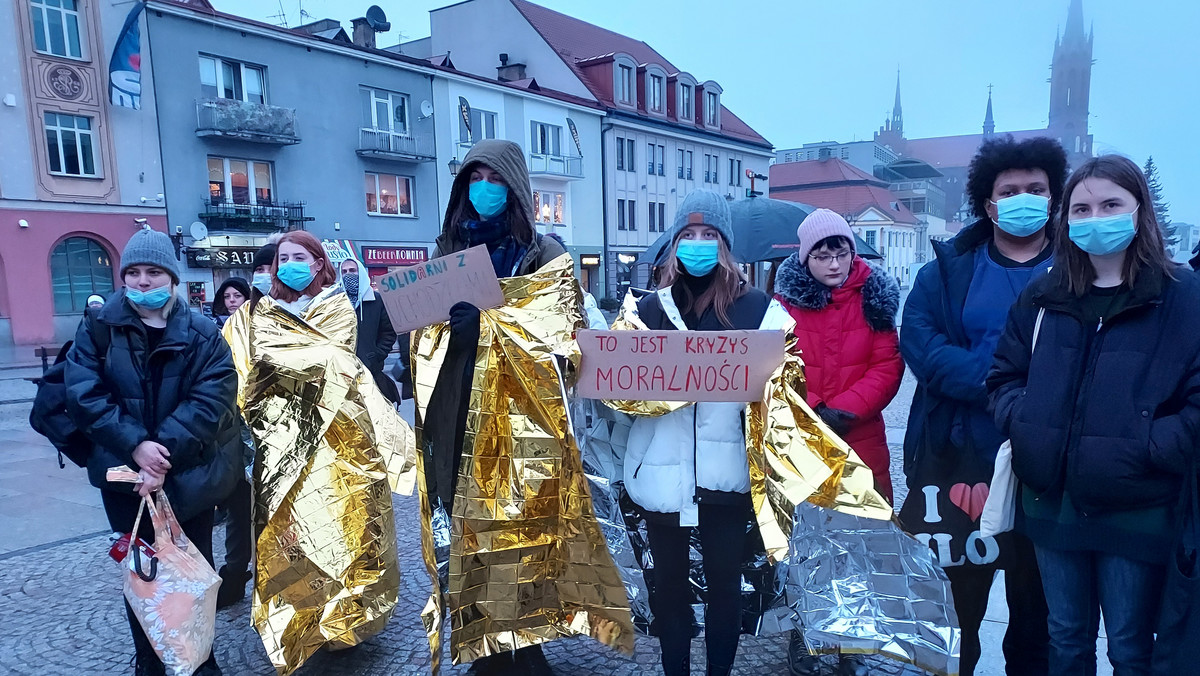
[376,245,504,334]
[577,329,785,402]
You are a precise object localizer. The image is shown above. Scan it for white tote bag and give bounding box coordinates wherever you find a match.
[980,307,1045,539]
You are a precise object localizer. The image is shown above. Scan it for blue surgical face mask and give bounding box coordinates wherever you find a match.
[277,261,315,292]
[126,285,173,310]
[252,272,272,295]
[469,180,509,219]
[676,239,720,277]
[1068,208,1139,256]
[991,193,1050,237]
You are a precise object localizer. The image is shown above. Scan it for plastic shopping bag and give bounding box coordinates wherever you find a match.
[979,440,1017,538]
[122,492,221,676]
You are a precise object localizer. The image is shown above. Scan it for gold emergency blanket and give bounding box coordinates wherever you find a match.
[224,286,417,675]
[412,254,634,670]
[606,291,892,561]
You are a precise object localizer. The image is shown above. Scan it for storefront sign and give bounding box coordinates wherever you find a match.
[376,245,504,334]
[321,239,355,263]
[186,247,260,268]
[576,329,785,402]
[579,255,601,266]
[362,246,428,267]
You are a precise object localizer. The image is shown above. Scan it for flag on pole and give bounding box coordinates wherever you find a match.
[109,1,145,109]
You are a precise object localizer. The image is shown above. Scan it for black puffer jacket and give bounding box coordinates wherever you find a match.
[988,268,1200,514]
[355,297,399,403]
[65,289,242,521]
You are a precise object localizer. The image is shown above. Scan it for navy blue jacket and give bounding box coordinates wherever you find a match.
[65,290,242,521]
[899,220,1000,477]
[988,268,1200,514]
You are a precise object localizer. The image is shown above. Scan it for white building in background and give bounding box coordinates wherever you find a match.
[414,0,774,298]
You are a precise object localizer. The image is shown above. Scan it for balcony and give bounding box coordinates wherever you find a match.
[197,198,314,233]
[528,152,584,180]
[357,129,436,162]
[195,98,300,145]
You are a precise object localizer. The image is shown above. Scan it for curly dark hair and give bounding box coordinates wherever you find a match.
[967,135,1069,221]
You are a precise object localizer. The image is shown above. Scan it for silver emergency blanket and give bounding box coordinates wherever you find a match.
[772,503,961,676]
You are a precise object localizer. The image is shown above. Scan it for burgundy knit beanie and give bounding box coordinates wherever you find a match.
[796,209,856,260]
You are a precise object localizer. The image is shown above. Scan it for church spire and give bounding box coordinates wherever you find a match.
[983,85,995,136]
[891,68,903,136]
[1064,0,1086,42]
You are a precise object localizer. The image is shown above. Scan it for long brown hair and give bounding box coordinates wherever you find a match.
[270,231,338,303]
[443,161,534,247]
[658,236,747,327]
[1054,155,1175,296]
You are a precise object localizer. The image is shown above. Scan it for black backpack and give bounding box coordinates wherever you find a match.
[29,319,110,469]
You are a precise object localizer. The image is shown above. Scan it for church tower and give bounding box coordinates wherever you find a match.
[983,87,995,137]
[874,69,906,150]
[890,70,903,136]
[1047,0,1094,165]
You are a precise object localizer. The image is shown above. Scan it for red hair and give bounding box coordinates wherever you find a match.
[270,231,337,302]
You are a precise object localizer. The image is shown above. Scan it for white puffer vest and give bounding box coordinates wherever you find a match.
[623,288,789,526]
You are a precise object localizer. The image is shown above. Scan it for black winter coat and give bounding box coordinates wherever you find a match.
[65,290,242,521]
[988,268,1200,515]
[355,297,399,403]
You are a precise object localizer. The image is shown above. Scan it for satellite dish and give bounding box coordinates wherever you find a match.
[364,5,391,31]
[189,221,208,241]
[419,100,433,119]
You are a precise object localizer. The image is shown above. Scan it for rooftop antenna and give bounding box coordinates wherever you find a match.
[269,0,288,27]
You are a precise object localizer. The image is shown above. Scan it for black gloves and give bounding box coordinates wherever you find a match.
[816,403,857,438]
[447,301,481,354]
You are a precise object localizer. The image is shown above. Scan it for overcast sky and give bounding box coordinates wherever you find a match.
[213,0,1200,227]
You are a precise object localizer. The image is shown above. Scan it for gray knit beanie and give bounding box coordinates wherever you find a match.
[120,228,180,282]
[671,190,734,246]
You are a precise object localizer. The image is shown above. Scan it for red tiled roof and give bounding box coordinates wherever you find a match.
[768,159,919,225]
[903,129,1050,169]
[509,0,770,148]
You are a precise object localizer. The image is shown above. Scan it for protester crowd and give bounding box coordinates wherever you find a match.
[30,133,1200,676]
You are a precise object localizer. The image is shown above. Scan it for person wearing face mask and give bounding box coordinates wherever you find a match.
[622,190,785,676]
[899,135,1064,676]
[222,230,413,673]
[338,256,400,404]
[247,242,277,311]
[64,228,240,675]
[988,155,1200,674]
[421,139,568,676]
[211,278,250,328]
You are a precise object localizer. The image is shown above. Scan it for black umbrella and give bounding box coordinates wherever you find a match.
[637,196,882,264]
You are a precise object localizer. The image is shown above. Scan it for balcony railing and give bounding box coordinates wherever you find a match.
[198,197,314,233]
[195,98,300,145]
[528,152,584,180]
[357,128,435,162]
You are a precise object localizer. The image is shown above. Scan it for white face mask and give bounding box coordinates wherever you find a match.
[252,272,272,295]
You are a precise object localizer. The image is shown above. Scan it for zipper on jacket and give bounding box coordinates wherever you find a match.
[692,406,701,504]
[1061,320,1111,517]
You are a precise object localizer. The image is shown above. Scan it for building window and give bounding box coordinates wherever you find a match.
[364,172,413,216]
[647,142,655,175]
[626,139,636,173]
[647,201,666,232]
[648,201,656,233]
[658,202,665,232]
[30,0,84,60]
[628,199,636,230]
[531,121,562,156]
[705,90,719,126]
[460,108,497,144]
[656,145,665,176]
[729,158,742,186]
[677,149,685,179]
[679,84,692,120]
[618,64,633,104]
[199,56,266,104]
[686,151,694,180]
[208,157,272,205]
[616,136,625,171]
[840,147,850,159]
[865,230,877,249]
[51,236,113,314]
[704,154,719,184]
[44,112,97,177]
[360,87,409,137]
[617,199,626,231]
[533,190,565,225]
[649,75,664,113]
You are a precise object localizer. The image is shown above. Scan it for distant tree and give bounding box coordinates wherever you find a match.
[1143,156,1178,248]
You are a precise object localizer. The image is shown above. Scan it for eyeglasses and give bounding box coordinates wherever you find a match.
[808,251,852,265]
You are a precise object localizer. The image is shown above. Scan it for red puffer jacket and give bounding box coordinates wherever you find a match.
[774,255,904,502]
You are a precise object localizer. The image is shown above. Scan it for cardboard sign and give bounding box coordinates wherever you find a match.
[577,329,786,402]
[376,245,504,334]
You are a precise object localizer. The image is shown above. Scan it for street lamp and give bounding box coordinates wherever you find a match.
[447,157,462,176]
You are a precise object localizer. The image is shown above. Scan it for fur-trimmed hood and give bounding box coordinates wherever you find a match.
[774,253,900,331]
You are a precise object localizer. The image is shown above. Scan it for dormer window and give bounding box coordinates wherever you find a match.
[649,74,664,113]
[680,84,692,121]
[706,90,719,126]
[618,64,633,104]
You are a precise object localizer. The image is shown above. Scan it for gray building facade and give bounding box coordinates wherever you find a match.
[146,0,442,301]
